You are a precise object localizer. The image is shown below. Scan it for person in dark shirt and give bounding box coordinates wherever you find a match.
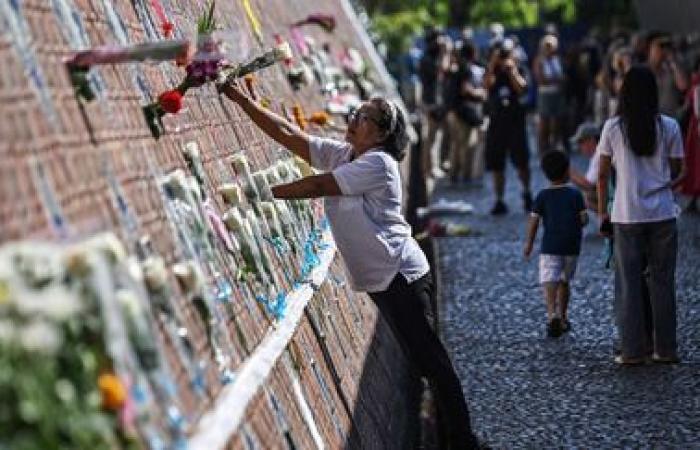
[418,27,449,179]
[444,39,486,183]
[484,38,533,215]
[524,151,588,337]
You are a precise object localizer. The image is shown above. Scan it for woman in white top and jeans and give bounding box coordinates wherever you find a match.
[597,66,685,365]
[219,80,480,449]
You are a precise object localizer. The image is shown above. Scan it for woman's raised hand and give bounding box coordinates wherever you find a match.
[218,79,249,104]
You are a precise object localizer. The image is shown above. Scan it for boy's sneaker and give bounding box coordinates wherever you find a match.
[547,318,562,337]
[523,191,533,212]
[490,200,508,215]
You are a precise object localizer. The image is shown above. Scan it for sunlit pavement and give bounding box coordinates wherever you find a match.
[433,157,700,448]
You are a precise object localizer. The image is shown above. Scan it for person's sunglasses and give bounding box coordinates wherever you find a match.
[349,109,380,126]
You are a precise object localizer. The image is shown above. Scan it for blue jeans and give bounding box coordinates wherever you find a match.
[613,219,678,358]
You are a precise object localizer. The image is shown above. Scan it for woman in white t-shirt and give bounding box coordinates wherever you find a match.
[597,66,686,365]
[218,80,480,448]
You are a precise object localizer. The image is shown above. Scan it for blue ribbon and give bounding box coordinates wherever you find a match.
[256,292,288,320]
[253,220,329,319]
[214,277,234,303]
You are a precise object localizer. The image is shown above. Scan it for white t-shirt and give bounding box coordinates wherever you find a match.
[597,115,684,224]
[308,136,429,292]
[585,149,601,185]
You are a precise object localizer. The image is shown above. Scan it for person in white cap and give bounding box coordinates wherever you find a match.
[569,122,601,211]
[534,34,566,154]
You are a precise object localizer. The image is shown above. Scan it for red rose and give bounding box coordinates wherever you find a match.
[162,21,174,38]
[158,90,183,114]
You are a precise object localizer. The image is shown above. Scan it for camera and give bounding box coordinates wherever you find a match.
[491,37,514,61]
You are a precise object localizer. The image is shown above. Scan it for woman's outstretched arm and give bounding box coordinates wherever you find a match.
[218,80,311,162]
[271,174,341,199]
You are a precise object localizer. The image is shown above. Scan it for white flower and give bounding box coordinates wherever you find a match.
[16,284,82,321]
[55,379,76,403]
[0,319,16,344]
[273,41,292,61]
[19,319,62,354]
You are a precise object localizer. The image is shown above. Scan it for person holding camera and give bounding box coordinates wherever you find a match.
[597,66,686,365]
[484,38,533,215]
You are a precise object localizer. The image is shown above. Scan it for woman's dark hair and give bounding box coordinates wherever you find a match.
[370,97,409,161]
[617,65,659,157]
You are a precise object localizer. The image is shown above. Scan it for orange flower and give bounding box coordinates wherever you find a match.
[292,104,307,129]
[308,111,330,126]
[98,373,127,410]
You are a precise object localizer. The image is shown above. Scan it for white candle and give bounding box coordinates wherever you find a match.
[185,176,202,204]
[162,170,188,202]
[183,142,200,160]
[260,202,283,238]
[273,41,293,62]
[222,208,245,231]
[229,154,250,176]
[252,171,273,201]
[294,156,314,177]
[172,260,203,293]
[142,257,168,292]
[276,161,290,180]
[265,167,282,186]
[218,183,244,206]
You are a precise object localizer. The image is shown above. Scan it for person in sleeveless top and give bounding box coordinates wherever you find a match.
[534,34,566,154]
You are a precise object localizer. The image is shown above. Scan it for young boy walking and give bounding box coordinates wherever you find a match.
[524,151,588,337]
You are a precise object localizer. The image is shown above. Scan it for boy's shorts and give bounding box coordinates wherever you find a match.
[539,254,578,284]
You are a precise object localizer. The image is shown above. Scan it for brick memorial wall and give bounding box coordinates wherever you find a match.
[0,1,418,449]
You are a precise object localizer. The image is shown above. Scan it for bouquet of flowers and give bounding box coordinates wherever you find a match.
[144,1,294,139]
[143,2,222,138]
[0,241,145,449]
[65,40,191,101]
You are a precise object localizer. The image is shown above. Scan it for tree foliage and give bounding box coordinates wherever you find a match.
[363,0,577,57]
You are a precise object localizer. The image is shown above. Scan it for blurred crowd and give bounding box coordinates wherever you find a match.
[402,23,700,214]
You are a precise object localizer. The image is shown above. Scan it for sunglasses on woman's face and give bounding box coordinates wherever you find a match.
[349,109,381,126]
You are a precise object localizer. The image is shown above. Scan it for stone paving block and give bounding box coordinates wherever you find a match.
[434,161,700,448]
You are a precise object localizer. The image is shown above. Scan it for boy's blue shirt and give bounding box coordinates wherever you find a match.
[532,184,586,256]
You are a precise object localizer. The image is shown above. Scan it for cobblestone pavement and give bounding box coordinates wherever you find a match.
[433,161,700,449]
